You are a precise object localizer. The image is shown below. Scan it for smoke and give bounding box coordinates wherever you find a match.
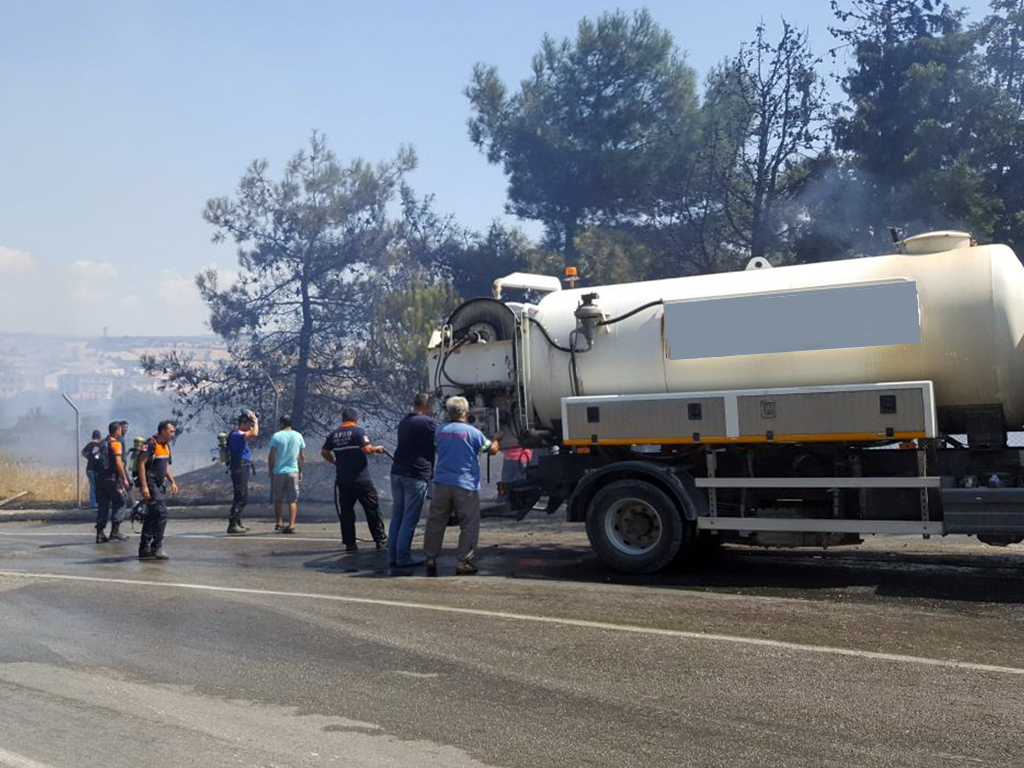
[792,158,982,260]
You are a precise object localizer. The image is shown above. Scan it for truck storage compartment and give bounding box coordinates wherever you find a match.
[941,488,1024,534]
[562,381,936,445]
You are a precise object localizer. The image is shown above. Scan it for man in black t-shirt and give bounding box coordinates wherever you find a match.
[321,408,387,551]
[81,429,102,509]
[388,393,437,567]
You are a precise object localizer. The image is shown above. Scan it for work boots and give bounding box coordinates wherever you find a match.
[227,517,248,534]
[95,529,109,543]
[108,523,128,541]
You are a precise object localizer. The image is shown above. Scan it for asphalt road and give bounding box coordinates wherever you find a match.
[0,514,1022,767]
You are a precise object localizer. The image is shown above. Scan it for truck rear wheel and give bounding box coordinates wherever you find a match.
[585,479,690,573]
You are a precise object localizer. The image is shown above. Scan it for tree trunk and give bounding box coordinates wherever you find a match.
[292,267,314,432]
[563,214,580,267]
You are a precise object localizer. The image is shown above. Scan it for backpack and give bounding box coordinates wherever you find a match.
[81,441,101,472]
[96,436,119,475]
[128,437,144,482]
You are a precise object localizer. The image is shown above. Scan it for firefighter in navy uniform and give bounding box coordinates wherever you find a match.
[322,408,387,552]
[95,421,130,543]
[137,420,179,561]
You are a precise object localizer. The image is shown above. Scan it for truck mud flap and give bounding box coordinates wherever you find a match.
[941,488,1024,534]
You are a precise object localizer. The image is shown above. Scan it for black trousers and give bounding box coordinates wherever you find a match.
[95,477,125,530]
[334,480,386,546]
[229,466,249,519]
[140,484,168,553]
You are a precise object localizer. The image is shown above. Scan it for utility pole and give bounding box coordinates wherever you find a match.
[61,391,82,508]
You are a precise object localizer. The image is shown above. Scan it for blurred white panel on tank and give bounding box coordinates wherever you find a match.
[663,280,921,360]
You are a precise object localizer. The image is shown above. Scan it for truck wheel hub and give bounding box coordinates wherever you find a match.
[605,498,662,555]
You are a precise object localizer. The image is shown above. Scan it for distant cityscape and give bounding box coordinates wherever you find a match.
[0,332,229,402]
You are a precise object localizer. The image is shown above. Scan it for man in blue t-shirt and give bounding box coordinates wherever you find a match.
[226,410,259,534]
[268,414,305,534]
[423,396,501,576]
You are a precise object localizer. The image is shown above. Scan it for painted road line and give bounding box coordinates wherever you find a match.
[0,569,1021,677]
[0,746,55,768]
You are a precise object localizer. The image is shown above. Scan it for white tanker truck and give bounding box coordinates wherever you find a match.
[428,231,1024,573]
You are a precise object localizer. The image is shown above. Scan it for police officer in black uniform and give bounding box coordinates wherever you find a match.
[137,420,178,561]
[321,408,387,552]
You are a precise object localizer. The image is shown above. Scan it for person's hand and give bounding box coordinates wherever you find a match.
[170,480,179,494]
[375,446,386,454]
[493,431,505,442]
[141,487,151,501]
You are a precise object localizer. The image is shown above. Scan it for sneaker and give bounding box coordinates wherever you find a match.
[375,539,387,550]
[344,543,358,553]
[425,558,438,576]
[281,526,295,534]
[138,549,154,560]
[274,524,283,531]
[108,529,129,542]
[455,561,479,576]
[150,548,169,561]
[95,530,109,544]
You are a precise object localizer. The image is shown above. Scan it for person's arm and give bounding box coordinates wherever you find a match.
[321,448,335,464]
[114,450,129,489]
[486,431,503,456]
[138,453,150,500]
[298,449,306,479]
[360,430,385,455]
[244,415,259,441]
[167,465,178,494]
[268,446,276,475]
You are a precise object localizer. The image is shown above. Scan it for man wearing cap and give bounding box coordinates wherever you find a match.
[226,410,259,534]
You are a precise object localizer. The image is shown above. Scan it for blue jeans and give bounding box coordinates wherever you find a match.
[86,469,97,508]
[389,476,428,565]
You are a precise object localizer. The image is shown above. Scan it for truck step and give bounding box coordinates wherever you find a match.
[694,477,941,489]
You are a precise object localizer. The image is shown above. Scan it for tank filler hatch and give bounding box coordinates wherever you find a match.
[898,230,974,255]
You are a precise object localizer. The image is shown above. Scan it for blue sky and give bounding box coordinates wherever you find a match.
[0,0,995,335]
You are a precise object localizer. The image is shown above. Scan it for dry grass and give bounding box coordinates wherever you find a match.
[0,455,78,504]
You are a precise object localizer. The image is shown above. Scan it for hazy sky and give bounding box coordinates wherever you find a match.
[0,0,995,335]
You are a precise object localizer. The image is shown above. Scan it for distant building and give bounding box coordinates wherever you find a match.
[56,373,115,401]
[0,367,26,399]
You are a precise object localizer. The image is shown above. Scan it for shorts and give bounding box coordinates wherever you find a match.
[271,472,299,504]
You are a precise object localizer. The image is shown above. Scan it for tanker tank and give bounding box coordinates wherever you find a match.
[515,235,1024,434]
